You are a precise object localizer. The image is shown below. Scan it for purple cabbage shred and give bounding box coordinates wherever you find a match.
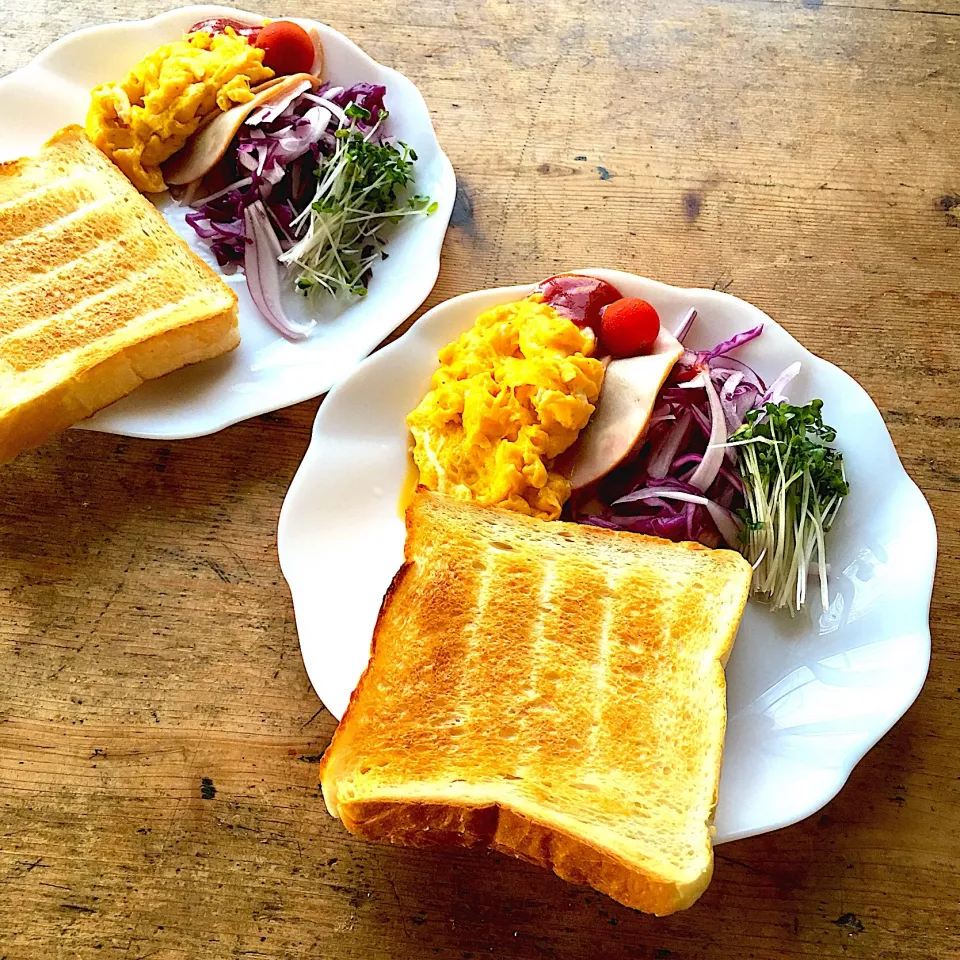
[568,315,788,549]
[184,84,390,269]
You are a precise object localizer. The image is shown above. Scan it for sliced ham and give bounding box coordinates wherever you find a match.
[563,328,684,491]
[163,74,320,186]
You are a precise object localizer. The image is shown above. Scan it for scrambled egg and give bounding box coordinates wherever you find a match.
[86,29,273,193]
[407,295,605,521]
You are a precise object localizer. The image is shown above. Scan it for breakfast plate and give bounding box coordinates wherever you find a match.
[0,5,455,439]
[279,268,937,844]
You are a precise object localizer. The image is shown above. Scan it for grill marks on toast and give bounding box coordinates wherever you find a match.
[1,217,168,306]
[2,289,225,373]
[458,546,543,777]
[418,540,492,761]
[584,565,620,761]
[514,557,559,780]
[526,559,610,788]
[0,197,120,291]
[372,540,488,772]
[1,269,216,371]
[0,127,236,387]
[321,492,754,914]
[0,176,100,241]
[404,533,609,789]
[0,126,239,463]
[0,197,223,363]
[0,225,202,343]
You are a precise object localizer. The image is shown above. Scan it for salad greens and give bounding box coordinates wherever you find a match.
[731,400,849,615]
[571,306,849,617]
[282,124,437,300]
[183,81,434,338]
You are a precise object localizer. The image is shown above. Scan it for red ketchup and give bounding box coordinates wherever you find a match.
[537,274,624,336]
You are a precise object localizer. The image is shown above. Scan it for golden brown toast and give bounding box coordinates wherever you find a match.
[320,491,753,915]
[0,125,239,463]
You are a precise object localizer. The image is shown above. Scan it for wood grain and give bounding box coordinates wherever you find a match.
[1,0,959,957]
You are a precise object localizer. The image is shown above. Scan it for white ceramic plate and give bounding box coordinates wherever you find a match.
[0,5,455,439]
[278,268,937,843]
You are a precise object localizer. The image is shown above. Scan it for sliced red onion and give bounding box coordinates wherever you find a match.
[610,487,742,548]
[721,370,743,392]
[190,176,254,209]
[251,105,332,186]
[758,361,801,406]
[301,93,350,126]
[735,385,760,423]
[688,372,727,491]
[719,373,757,454]
[243,202,315,341]
[673,307,697,343]
[688,403,712,438]
[675,372,706,390]
[718,463,743,493]
[248,79,315,125]
[685,502,696,541]
[647,409,692,478]
[265,205,296,251]
[719,370,744,432]
[648,410,676,428]
[708,355,766,390]
[661,386,702,405]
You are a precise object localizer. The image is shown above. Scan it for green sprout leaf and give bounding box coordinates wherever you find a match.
[731,400,849,615]
[344,103,372,122]
[278,113,435,302]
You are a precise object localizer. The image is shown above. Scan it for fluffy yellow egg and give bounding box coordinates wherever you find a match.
[407,295,605,521]
[86,28,274,193]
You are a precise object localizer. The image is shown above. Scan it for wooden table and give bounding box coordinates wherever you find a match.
[2,1,958,957]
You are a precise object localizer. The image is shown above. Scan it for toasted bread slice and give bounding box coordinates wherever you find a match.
[320,491,753,915]
[0,125,239,463]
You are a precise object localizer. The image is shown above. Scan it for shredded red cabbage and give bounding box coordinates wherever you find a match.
[321,82,387,127]
[568,314,789,549]
[183,83,388,273]
[185,187,256,265]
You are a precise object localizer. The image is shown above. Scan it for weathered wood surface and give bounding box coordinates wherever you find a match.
[1,0,958,957]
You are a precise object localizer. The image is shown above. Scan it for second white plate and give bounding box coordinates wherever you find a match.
[278,268,936,844]
[0,5,455,439]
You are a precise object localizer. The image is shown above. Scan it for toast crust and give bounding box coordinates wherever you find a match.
[333,796,713,916]
[0,309,238,463]
[320,491,752,916]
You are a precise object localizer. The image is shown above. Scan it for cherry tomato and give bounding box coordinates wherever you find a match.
[254,21,316,76]
[599,297,661,358]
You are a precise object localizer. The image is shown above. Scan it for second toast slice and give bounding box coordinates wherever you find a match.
[0,126,240,463]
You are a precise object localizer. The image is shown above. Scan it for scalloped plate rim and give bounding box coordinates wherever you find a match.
[279,302,935,838]
[0,4,456,439]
